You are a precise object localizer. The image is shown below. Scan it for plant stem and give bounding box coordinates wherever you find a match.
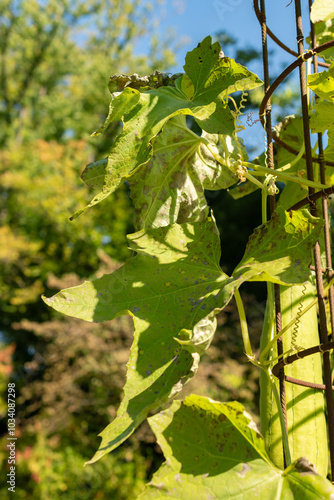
[201,139,328,191]
[218,134,231,167]
[244,170,265,190]
[242,161,327,190]
[262,188,268,224]
[277,143,305,171]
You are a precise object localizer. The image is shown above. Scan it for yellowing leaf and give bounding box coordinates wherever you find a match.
[311,0,334,23]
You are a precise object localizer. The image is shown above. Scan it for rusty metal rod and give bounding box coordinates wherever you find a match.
[288,185,334,212]
[259,0,287,468]
[253,0,329,67]
[309,0,334,344]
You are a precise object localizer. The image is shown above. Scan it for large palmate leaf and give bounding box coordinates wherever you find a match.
[138,395,334,499]
[43,218,232,462]
[71,36,262,219]
[43,210,320,463]
[129,115,239,229]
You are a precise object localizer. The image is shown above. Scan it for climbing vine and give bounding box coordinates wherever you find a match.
[43,1,334,497]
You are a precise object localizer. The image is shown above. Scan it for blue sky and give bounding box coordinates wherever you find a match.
[143,0,312,73]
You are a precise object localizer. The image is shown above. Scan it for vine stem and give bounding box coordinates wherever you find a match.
[277,143,305,171]
[234,178,292,466]
[241,161,327,190]
[200,138,328,191]
[262,188,268,225]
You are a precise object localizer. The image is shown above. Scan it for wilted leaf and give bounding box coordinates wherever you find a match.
[129,115,239,229]
[108,70,183,93]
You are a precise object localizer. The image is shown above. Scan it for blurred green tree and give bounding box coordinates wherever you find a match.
[0,1,177,496]
[0,0,178,328]
[0,0,176,147]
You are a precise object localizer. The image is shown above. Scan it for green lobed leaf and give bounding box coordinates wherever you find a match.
[129,115,239,229]
[92,87,141,136]
[310,99,334,134]
[232,207,323,285]
[183,37,262,102]
[138,395,334,499]
[43,218,228,322]
[43,218,233,462]
[43,209,322,463]
[72,36,262,219]
[78,158,108,192]
[274,115,305,166]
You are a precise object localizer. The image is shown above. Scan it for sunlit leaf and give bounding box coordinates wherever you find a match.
[307,19,334,61]
[43,207,321,462]
[311,0,334,23]
[43,218,232,462]
[308,64,334,101]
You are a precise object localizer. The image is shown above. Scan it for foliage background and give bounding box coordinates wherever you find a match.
[0,1,296,498]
